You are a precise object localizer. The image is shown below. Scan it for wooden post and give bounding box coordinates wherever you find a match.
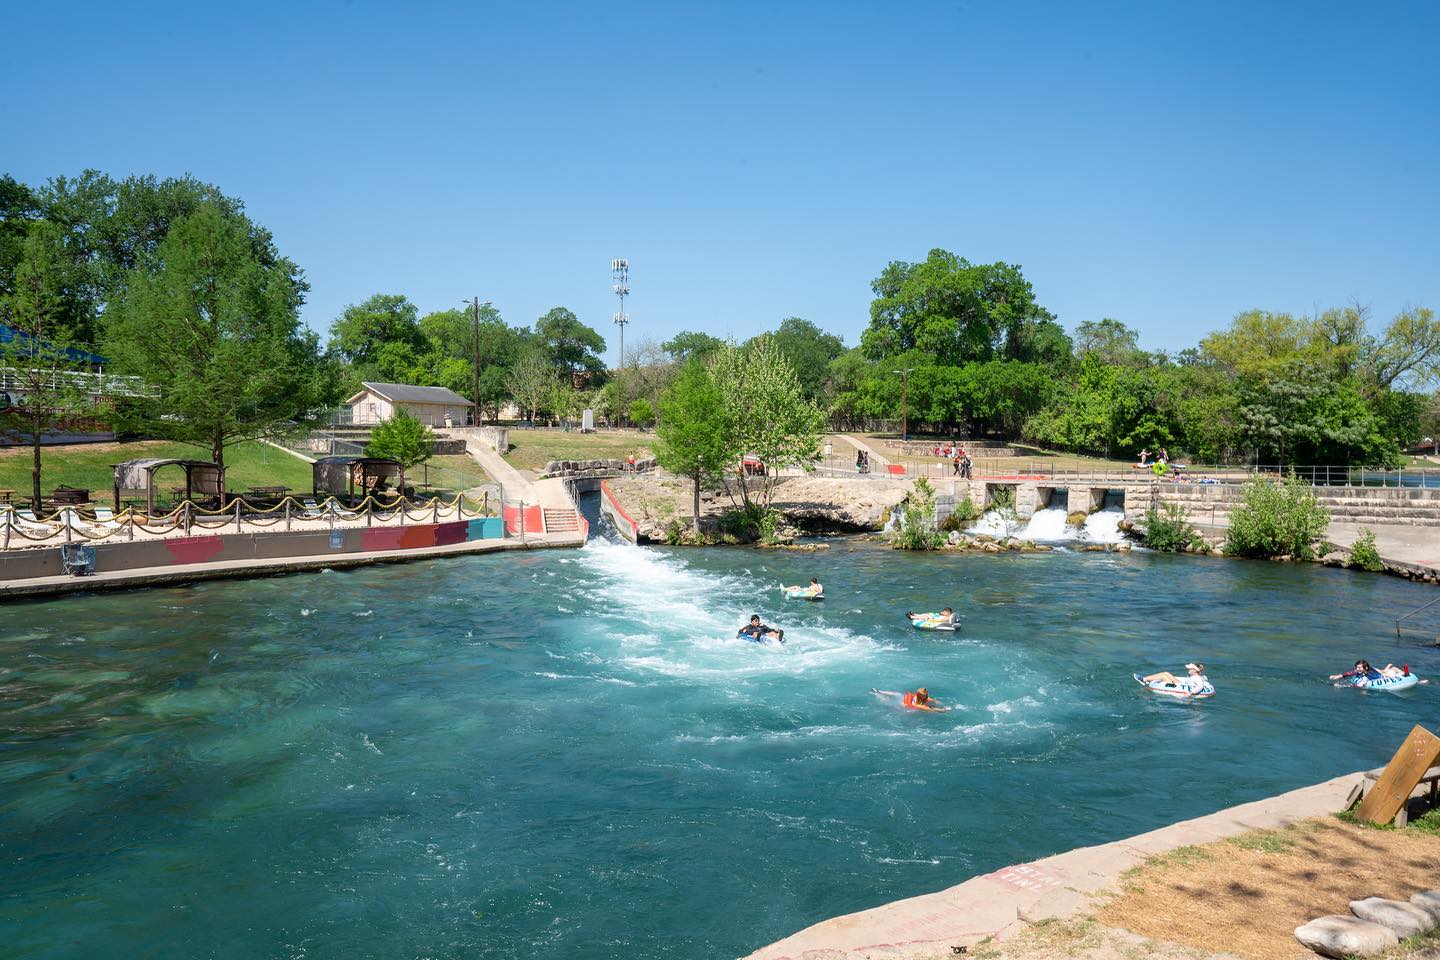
[285,498,291,533]
[1355,724,1440,826]
[235,498,242,531]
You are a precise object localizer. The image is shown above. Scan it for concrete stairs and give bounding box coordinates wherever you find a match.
[542,507,580,534]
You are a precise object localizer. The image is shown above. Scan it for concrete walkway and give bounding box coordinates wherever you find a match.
[745,772,1360,960]
[456,432,534,500]
[1,530,585,600]
[833,434,891,468]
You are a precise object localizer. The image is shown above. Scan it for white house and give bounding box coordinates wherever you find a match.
[345,382,474,427]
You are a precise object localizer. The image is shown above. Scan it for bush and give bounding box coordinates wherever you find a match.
[1224,472,1330,560]
[939,496,979,532]
[716,504,784,544]
[628,398,655,427]
[1349,528,1384,571]
[893,477,945,550]
[1142,502,1199,553]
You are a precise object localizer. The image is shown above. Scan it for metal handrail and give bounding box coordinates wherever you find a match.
[1396,595,1440,642]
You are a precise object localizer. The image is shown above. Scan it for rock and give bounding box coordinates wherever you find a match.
[1295,915,1398,957]
[974,534,996,543]
[1082,544,1107,552]
[1115,542,1132,552]
[1209,548,1224,557]
[1321,551,1348,567]
[982,542,1001,553]
[1350,897,1438,938]
[1067,511,1088,526]
[947,530,962,545]
[1410,891,1440,923]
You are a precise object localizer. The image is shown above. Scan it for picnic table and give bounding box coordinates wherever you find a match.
[52,486,90,506]
[247,485,291,496]
[0,488,12,504]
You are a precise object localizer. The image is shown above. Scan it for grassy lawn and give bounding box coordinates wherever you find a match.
[504,430,654,472]
[0,439,314,501]
[412,454,492,496]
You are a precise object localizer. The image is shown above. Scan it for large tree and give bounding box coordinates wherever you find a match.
[0,222,94,510]
[504,351,554,423]
[656,358,731,538]
[328,294,424,385]
[103,203,329,467]
[862,249,1064,366]
[535,306,606,377]
[709,336,826,512]
[767,317,845,403]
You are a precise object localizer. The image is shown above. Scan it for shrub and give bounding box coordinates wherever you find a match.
[1224,472,1330,560]
[939,496,979,532]
[893,477,945,550]
[716,504,784,544]
[1142,502,1198,553]
[1349,528,1384,572]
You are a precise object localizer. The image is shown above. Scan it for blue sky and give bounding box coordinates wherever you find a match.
[6,1,1437,362]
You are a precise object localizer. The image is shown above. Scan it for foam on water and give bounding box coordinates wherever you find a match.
[967,510,1021,539]
[1015,507,1075,541]
[1080,506,1125,543]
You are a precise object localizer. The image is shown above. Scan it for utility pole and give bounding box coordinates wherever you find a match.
[892,367,914,441]
[464,297,492,426]
[612,258,629,427]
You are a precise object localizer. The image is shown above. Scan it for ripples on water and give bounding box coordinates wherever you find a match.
[2,539,1438,959]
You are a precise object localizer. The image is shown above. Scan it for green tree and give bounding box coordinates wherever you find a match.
[536,307,606,377]
[1074,318,1141,366]
[505,352,554,422]
[366,407,435,470]
[862,250,1060,365]
[767,317,845,403]
[103,204,329,468]
[656,359,731,538]
[893,476,945,550]
[628,397,655,427]
[328,294,424,385]
[0,222,94,510]
[710,335,826,512]
[663,330,724,365]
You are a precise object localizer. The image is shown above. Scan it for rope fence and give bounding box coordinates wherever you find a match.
[0,491,504,549]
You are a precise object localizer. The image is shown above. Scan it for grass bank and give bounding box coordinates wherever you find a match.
[0,440,313,499]
[504,430,653,473]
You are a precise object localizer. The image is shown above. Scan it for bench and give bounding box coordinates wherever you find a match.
[1353,764,1440,827]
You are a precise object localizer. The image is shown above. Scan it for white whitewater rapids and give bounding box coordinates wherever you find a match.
[967,506,1125,544]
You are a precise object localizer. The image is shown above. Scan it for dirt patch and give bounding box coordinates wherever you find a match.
[1097,816,1440,960]
[962,918,1234,960]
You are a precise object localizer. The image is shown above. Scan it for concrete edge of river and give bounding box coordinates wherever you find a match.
[743,772,1361,960]
[0,531,584,600]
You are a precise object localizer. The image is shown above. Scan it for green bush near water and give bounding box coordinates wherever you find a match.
[1142,502,1202,553]
[939,495,979,531]
[1348,528,1384,571]
[893,477,945,550]
[1224,472,1330,560]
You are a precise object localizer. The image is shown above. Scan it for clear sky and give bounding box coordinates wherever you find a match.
[6,1,1437,363]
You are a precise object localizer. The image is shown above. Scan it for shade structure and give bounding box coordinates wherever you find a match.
[312,456,405,502]
[113,458,225,514]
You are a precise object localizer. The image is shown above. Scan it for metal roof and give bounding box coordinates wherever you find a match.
[347,382,473,407]
[0,324,107,365]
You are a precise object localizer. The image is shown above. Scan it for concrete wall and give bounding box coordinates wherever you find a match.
[0,517,506,583]
[600,480,639,543]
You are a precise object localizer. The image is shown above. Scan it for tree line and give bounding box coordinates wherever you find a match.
[4,171,1437,517]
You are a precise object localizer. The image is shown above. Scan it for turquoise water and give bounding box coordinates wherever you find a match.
[3,537,1439,959]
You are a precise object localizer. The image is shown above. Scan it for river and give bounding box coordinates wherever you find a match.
[3,538,1438,959]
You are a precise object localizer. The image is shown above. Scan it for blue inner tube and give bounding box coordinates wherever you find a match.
[1346,673,1418,691]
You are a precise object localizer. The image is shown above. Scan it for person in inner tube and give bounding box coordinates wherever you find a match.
[739,614,784,643]
[1142,662,1209,693]
[907,607,958,629]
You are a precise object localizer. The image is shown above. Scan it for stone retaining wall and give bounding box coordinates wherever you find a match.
[540,457,657,480]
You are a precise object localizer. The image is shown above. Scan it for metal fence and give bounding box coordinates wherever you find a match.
[811,454,1440,488]
[0,367,157,398]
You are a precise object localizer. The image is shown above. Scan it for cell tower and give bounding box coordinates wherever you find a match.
[611,258,630,370]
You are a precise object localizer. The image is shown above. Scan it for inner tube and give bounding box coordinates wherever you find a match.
[910,613,958,632]
[1343,673,1419,692]
[738,629,784,644]
[783,587,824,601]
[1133,673,1214,699]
